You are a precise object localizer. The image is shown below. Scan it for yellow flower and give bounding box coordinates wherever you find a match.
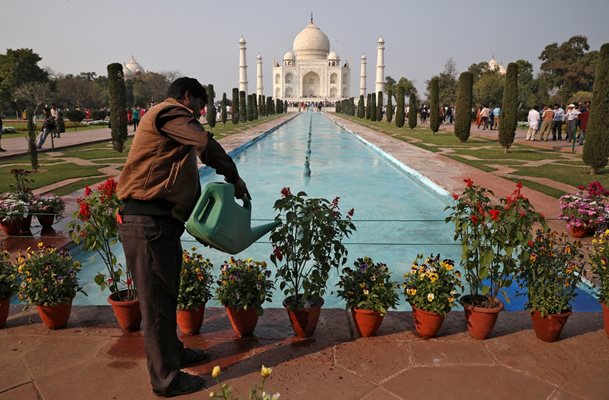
[211,366,221,379]
[27,278,32,283]
[260,365,272,378]
[427,293,435,302]
[448,297,455,303]
[442,262,453,271]
[209,391,215,398]
[406,288,416,296]
[37,242,44,249]
[363,289,369,296]
[429,273,438,283]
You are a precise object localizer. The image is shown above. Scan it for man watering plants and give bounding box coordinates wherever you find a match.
[117,77,250,397]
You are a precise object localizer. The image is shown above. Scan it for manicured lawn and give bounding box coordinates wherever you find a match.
[337,114,609,198]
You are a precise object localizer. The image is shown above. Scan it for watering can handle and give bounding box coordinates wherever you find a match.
[240,191,252,211]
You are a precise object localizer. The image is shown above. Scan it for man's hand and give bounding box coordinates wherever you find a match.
[233,177,251,200]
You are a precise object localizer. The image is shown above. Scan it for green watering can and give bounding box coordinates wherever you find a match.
[186,182,281,254]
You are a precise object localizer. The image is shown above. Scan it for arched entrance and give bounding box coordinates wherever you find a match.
[302,71,320,97]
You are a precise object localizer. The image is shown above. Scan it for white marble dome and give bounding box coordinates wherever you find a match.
[293,22,330,60]
[123,56,144,80]
[283,50,295,61]
[327,51,339,60]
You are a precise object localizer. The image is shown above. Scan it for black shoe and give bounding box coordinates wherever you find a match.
[153,372,205,398]
[181,348,211,367]
[0,148,6,152]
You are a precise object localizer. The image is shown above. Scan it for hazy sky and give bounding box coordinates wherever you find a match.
[2,0,608,97]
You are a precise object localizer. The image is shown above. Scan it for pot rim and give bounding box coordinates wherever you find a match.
[531,309,573,318]
[108,289,139,305]
[460,294,504,313]
[282,294,324,310]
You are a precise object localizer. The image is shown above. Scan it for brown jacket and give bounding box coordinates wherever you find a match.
[117,98,238,222]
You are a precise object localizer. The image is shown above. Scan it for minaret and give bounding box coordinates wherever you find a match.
[375,37,385,94]
[256,54,263,97]
[359,55,367,97]
[239,36,248,94]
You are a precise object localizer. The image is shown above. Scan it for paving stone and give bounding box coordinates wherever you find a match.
[382,365,556,400]
[0,356,30,393]
[22,336,110,379]
[551,389,589,400]
[360,387,403,400]
[0,383,41,400]
[561,359,609,400]
[335,340,411,384]
[485,330,577,386]
[409,340,495,366]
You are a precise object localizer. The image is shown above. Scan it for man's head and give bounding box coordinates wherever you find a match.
[167,77,208,116]
[51,103,57,109]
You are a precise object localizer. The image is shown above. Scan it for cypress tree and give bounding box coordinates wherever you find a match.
[107,63,128,152]
[377,91,384,121]
[430,78,440,133]
[408,92,418,129]
[365,94,371,119]
[252,94,258,119]
[357,95,365,118]
[231,88,239,124]
[583,43,609,174]
[350,98,356,116]
[370,93,377,121]
[336,101,342,113]
[247,94,254,121]
[276,98,281,114]
[239,91,247,122]
[386,91,394,123]
[266,97,273,114]
[261,95,267,116]
[396,86,405,128]
[454,71,474,142]
[221,92,227,125]
[499,63,519,153]
[206,84,216,130]
[284,100,288,113]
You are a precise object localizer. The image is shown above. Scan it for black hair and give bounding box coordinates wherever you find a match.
[166,77,208,103]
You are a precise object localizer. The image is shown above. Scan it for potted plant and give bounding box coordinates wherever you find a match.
[29,194,65,230]
[69,178,140,332]
[0,193,29,236]
[0,251,16,328]
[518,229,585,342]
[559,181,609,237]
[8,168,34,233]
[446,179,545,339]
[588,228,609,337]
[270,187,356,337]
[15,242,85,329]
[215,257,275,337]
[176,248,214,335]
[403,254,463,339]
[336,257,399,337]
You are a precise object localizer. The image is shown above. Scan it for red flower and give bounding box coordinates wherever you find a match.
[527,240,534,247]
[348,208,355,217]
[332,196,340,208]
[84,186,92,196]
[519,210,526,217]
[78,200,91,221]
[489,209,500,221]
[126,278,133,287]
[452,193,459,200]
[98,178,117,200]
[280,187,291,197]
[107,278,113,284]
[470,215,479,224]
[273,247,283,262]
[464,178,474,188]
[516,182,523,190]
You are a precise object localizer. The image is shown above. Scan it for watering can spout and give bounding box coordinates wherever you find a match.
[250,220,281,242]
[186,182,281,255]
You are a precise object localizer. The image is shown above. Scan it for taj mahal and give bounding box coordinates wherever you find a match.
[237,16,387,103]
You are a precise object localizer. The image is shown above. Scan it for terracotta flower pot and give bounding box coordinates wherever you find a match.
[413,307,445,339]
[0,297,10,328]
[568,225,594,238]
[461,295,504,340]
[226,306,259,337]
[602,302,609,338]
[36,299,72,329]
[177,305,205,335]
[37,214,55,229]
[20,214,32,234]
[0,219,23,236]
[283,295,324,338]
[530,309,572,342]
[108,290,141,332]
[351,308,384,337]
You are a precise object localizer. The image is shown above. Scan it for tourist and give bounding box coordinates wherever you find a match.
[132,107,140,131]
[116,77,250,398]
[488,105,495,130]
[127,108,133,126]
[526,105,540,141]
[36,108,56,149]
[565,103,580,142]
[552,103,565,140]
[539,105,554,141]
[578,100,590,145]
[0,112,5,152]
[479,105,490,130]
[50,104,62,138]
[492,105,501,129]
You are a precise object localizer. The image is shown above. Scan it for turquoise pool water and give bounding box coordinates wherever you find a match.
[73,112,601,311]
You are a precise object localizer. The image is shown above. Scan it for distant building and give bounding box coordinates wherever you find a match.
[123,56,144,80]
[488,57,506,75]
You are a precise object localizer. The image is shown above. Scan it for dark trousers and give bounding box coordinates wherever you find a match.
[118,214,185,392]
[133,119,139,131]
[552,120,563,140]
